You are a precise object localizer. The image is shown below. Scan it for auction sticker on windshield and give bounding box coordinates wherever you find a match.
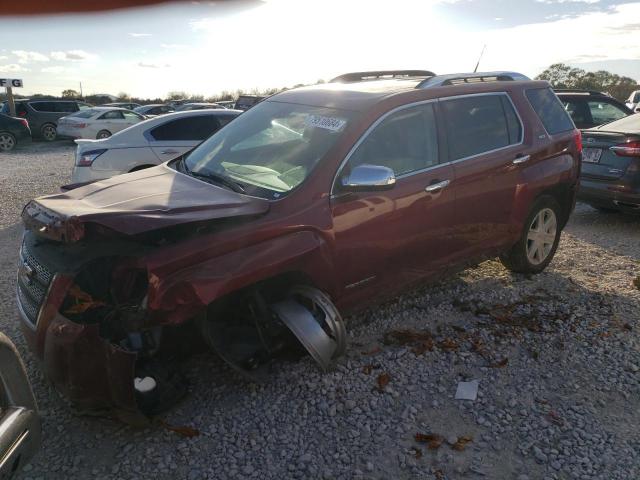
[305,115,347,132]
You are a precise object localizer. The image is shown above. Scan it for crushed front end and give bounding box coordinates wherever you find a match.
[16,214,187,420]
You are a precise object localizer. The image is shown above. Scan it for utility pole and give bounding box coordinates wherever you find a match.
[6,86,16,116]
[79,81,83,99]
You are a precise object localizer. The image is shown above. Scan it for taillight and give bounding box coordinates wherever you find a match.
[573,129,582,154]
[610,140,640,157]
[76,149,107,167]
[19,111,26,117]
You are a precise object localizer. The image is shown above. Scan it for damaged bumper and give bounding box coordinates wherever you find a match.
[18,274,138,413]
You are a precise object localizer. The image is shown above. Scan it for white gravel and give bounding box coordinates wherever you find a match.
[1,144,639,480]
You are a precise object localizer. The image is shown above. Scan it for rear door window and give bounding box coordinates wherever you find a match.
[149,115,221,141]
[587,101,627,125]
[526,87,574,134]
[30,102,55,112]
[56,102,78,113]
[99,110,125,120]
[441,94,519,160]
[347,102,439,176]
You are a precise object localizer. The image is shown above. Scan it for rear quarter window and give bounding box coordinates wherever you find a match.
[526,88,574,134]
[441,94,521,160]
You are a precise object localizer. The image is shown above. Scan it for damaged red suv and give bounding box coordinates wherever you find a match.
[17,70,581,418]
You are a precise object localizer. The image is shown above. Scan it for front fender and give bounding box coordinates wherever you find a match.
[147,230,336,324]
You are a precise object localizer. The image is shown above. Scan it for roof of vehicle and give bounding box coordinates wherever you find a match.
[272,70,539,112]
[136,104,168,108]
[554,89,613,97]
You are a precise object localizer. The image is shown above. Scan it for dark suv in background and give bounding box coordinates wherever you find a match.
[1,99,92,141]
[555,89,632,129]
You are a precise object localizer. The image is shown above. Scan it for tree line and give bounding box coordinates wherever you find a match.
[2,66,637,104]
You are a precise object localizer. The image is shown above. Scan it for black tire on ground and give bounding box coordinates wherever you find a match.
[96,130,112,139]
[592,205,618,213]
[0,132,17,151]
[41,123,57,142]
[500,195,563,274]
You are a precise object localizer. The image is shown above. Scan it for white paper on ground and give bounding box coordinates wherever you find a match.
[455,380,479,401]
[134,376,157,393]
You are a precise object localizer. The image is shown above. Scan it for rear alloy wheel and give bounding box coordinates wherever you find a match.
[500,196,562,274]
[41,124,57,141]
[96,130,112,139]
[0,132,16,151]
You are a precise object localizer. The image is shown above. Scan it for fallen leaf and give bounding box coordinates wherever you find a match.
[415,433,443,450]
[376,372,391,391]
[488,357,508,368]
[437,338,458,351]
[547,411,564,426]
[409,447,423,459]
[362,364,380,375]
[451,435,473,451]
[159,420,200,438]
[622,323,632,331]
[361,346,382,356]
[383,329,434,355]
[435,469,445,480]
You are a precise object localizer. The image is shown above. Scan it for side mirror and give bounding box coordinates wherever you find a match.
[0,333,41,479]
[340,164,396,192]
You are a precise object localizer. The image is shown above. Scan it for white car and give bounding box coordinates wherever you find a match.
[626,90,640,112]
[71,109,241,184]
[57,107,146,140]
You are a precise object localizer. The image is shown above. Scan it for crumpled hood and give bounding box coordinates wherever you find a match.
[22,165,269,241]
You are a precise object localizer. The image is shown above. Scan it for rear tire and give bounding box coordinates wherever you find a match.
[41,123,57,142]
[0,132,16,151]
[96,130,111,139]
[500,196,562,274]
[592,205,618,214]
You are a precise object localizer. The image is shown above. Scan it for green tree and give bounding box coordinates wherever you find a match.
[61,89,80,98]
[536,63,638,101]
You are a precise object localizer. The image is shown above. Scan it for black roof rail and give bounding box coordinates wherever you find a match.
[553,88,610,97]
[416,71,530,89]
[330,70,436,83]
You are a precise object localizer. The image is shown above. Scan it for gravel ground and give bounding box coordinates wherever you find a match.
[1,144,639,480]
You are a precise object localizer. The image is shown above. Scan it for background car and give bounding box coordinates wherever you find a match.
[176,102,223,111]
[101,102,142,110]
[71,108,241,183]
[555,89,632,129]
[0,99,92,141]
[56,107,146,139]
[0,113,31,151]
[234,95,265,111]
[626,90,640,112]
[133,104,175,117]
[578,113,640,214]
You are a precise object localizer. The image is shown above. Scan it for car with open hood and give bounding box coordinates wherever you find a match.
[17,70,581,419]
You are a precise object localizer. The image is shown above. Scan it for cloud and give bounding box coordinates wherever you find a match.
[0,64,28,73]
[161,43,187,49]
[12,50,49,64]
[138,61,171,68]
[41,66,66,73]
[129,32,152,37]
[50,50,95,61]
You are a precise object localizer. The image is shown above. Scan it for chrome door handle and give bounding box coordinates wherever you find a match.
[425,179,450,192]
[160,149,179,155]
[513,154,531,165]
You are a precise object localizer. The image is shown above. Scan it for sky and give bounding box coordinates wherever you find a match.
[0,0,639,98]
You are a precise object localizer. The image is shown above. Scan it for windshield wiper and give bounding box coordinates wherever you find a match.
[182,159,245,194]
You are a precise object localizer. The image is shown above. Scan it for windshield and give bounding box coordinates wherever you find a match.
[183,101,355,199]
